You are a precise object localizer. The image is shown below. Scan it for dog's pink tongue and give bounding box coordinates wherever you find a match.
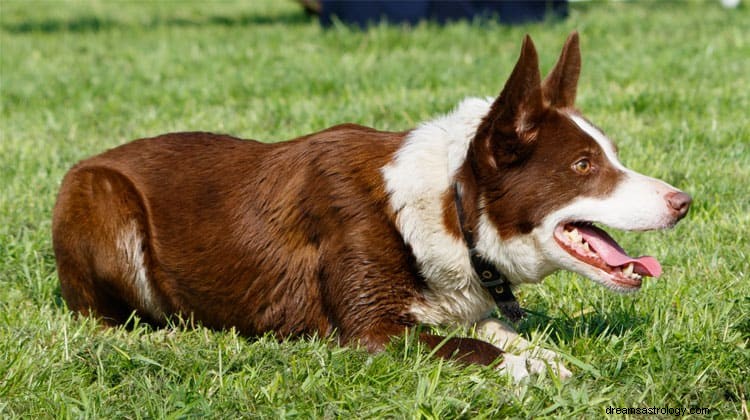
[577,225,662,277]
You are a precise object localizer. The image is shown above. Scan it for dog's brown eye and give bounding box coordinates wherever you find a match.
[573,159,592,175]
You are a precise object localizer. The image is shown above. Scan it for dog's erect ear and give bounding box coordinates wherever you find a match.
[474,35,545,168]
[489,34,545,137]
[542,32,580,109]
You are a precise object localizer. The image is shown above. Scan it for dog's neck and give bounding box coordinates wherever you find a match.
[453,181,525,322]
[384,97,534,325]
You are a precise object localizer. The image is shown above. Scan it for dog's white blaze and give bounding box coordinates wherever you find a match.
[383,98,496,324]
[564,113,682,231]
[118,221,161,317]
[569,114,626,171]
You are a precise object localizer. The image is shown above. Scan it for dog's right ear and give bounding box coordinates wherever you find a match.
[474,35,545,170]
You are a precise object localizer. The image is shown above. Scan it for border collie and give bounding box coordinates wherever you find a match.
[52,33,690,380]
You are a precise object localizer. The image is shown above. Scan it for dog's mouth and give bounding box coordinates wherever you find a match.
[553,222,662,289]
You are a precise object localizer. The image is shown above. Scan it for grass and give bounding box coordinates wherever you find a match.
[1,0,748,417]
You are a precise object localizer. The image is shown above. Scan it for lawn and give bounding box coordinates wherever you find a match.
[1,0,748,417]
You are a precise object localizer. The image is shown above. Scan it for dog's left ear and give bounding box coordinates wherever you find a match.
[472,35,545,171]
[542,31,581,109]
[488,34,545,140]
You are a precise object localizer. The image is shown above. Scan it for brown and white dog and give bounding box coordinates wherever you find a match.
[52,33,691,381]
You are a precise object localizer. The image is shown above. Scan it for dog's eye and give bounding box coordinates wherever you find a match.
[573,158,592,175]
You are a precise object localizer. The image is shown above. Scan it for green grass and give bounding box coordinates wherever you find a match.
[1,0,749,417]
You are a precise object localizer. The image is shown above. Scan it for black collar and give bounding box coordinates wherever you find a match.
[453,182,525,323]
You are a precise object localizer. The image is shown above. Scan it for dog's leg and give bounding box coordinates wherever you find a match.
[417,333,553,383]
[476,318,572,380]
[347,324,507,371]
[52,166,165,326]
[418,333,503,366]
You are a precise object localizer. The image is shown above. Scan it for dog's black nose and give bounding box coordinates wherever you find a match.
[667,191,692,220]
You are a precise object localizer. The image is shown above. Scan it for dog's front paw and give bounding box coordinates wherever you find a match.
[497,353,572,382]
[547,358,573,380]
[476,318,572,380]
[497,354,533,382]
[522,348,573,380]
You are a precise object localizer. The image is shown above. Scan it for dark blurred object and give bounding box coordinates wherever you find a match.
[297,0,322,16]
[315,0,568,27]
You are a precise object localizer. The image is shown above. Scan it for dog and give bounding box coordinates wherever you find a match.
[52,32,691,381]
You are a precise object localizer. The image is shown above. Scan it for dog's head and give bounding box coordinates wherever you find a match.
[470,33,691,292]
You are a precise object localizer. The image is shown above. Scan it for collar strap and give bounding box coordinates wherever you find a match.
[453,182,525,323]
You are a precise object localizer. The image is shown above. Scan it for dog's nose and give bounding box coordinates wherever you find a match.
[666,191,692,220]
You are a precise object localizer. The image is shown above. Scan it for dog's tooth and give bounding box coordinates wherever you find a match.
[623,263,633,276]
[582,242,590,253]
[570,228,580,241]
